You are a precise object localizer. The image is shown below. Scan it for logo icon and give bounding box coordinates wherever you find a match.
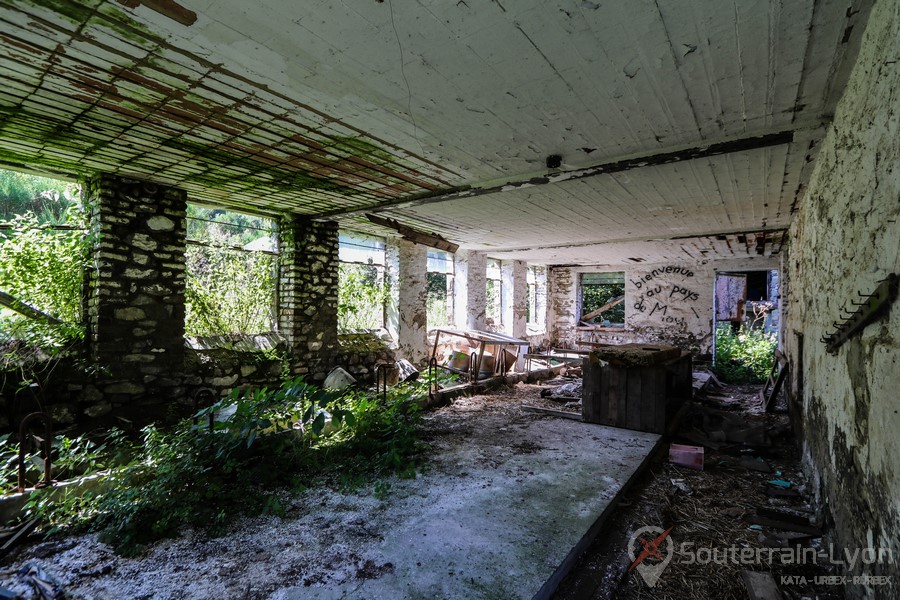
[627,526,674,587]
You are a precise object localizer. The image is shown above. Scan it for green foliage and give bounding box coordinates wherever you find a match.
[713,325,777,383]
[582,283,625,324]
[185,240,277,337]
[0,182,91,394]
[426,272,450,328]
[0,169,76,225]
[24,377,428,555]
[185,205,278,337]
[338,262,387,332]
[187,205,275,247]
[0,203,89,327]
[0,429,129,495]
[486,279,501,324]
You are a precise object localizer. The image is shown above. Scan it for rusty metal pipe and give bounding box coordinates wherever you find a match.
[18,412,53,493]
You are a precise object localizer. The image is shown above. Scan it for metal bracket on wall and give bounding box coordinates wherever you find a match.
[822,274,898,354]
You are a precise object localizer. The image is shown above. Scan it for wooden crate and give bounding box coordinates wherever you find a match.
[582,352,691,433]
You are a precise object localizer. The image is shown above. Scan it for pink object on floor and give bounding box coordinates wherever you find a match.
[669,443,704,470]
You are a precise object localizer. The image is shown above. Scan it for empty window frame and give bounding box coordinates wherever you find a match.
[185,204,278,337]
[427,249,454,329]
[527,265,547,330]
[338,232,387,331]
[580,272,625,326]
[0,168,86,335]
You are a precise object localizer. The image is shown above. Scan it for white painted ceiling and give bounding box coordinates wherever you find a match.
[0,0,872,265]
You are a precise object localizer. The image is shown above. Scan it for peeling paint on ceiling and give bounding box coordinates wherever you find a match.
[0,0,873,264]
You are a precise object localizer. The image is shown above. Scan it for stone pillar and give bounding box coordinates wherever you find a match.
[453,250,486,330]
[386,239,428,364]
[501,260,528,370]
[85,175,187,412]
[501,260,527,338]
[533,266,548,330]
[278,216,339,382]
[549,267,576,347]
[385,243,401,344]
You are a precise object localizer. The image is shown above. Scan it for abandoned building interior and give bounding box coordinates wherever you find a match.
[0,0,897,598]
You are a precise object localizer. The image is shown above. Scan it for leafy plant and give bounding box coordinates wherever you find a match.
[426,272,450,329]
[338,262,387,332]
[582,282,625,324]
[713,324,777,383]
[0,169,76,225]
[23,377,430,555]
[0,429,129,494]
[0,203,90,328]
[1,192,92,404]
[185,237,277,337]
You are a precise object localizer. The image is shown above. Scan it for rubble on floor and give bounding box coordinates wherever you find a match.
[554,377,844,600]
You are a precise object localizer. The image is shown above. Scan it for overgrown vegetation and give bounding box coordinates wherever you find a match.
[185,205,278,337]
[426,272,450,328]
[582,282,625,325]
[0,171,91,398]
[338,262,387,332]
[0,429,128,495]
[0,170,75,225]
[23,376,429,555]
[713,325,777,383]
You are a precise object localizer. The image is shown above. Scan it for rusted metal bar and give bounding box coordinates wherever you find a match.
[427,358,439,402]
[375,363,391,404]
[18,412,53,493]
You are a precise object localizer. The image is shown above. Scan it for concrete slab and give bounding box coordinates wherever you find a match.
[276,417,660,600]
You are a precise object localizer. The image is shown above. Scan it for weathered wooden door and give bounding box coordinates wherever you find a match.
[715,273,747,322]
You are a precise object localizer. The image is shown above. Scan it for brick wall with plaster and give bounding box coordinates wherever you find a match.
[782,1,899,591]
[549,257,778,353]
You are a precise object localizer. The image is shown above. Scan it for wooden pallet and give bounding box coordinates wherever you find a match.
[760,349,788,412]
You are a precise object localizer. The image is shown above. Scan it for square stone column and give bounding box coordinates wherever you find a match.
[278,216,339,382]
[501,260,528,339]
[501,260,528,370]
[85,175,187,406]
[453,250,487,330]
[533,266,548,330]
[385,239,429,365]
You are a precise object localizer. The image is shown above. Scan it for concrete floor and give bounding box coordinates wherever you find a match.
[279,417,660,600]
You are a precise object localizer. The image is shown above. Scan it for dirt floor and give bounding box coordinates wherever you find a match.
[553,381,846,600]
[0,376,842,599]
[0,377,595,599]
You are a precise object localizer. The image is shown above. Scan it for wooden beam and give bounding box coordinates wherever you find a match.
[0,290,64,325]
[365,213,459,252]
[580,295,624,322]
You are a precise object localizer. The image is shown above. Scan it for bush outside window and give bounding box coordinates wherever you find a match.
[338,233,387,332]
[0,169,88,349]
[185,205,278,338]
[580,272,625,326]
[426,250,454,330]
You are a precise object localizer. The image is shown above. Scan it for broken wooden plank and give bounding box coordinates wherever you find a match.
[750,515,822,536]
[0,518,39,558]
[580,295,624,322]
[756,507,814,527]
[365,213,458,252]
[741,570,784,600]
[0,290,64,325]
[765,487,801,498]
[521,405,582,421]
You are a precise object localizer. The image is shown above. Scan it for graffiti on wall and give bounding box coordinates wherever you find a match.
[632,266,701,324]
